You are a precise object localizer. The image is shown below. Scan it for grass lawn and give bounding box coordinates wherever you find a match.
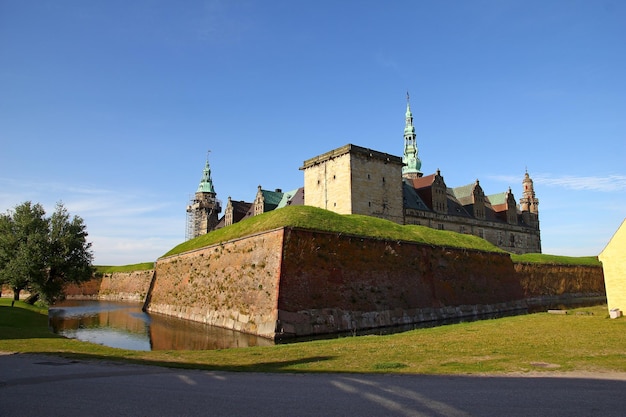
[1,298,624,375]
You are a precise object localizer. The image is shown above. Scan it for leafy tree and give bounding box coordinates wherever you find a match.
[0,202,48,301]
[0,201,93,303]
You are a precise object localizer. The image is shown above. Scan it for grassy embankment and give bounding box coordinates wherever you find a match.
[161,205,600,266]
[0,298,623,374]
[94,263,155,274]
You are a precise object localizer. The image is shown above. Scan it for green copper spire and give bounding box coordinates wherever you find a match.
[402,92,422,178]
[196,152,216,194]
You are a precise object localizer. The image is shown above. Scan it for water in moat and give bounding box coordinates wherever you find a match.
[48,300,274,351]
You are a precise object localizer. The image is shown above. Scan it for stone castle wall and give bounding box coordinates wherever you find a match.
[145,229,285,339]
[303,148,353,213]
[349,150,405,223]
[404,209,541,255]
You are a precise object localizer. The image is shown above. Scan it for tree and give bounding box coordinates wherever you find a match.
[0,202,48,301]
[0,201,94,304]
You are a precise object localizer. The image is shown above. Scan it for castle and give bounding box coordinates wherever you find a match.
[187,96,541,254]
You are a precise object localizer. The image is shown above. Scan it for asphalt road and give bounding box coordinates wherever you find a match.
[1,353,625,417]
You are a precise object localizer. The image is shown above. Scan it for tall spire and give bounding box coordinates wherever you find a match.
[196,151,216,194]
[402,92,422,179]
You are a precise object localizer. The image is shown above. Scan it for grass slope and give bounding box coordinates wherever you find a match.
[94,263,155,274]
[1,299,624,375]
[162,205,504,258]
[511,253,601,266]
[161,205,599,266]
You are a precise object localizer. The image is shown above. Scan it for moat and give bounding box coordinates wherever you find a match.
[48,300,274,351]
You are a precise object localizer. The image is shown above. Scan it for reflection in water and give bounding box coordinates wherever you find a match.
[49,300,274,351]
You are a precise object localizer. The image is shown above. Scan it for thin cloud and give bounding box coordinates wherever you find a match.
[0,178,183,264]
[489,174,626,192]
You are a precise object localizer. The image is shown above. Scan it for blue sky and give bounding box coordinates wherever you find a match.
[1,0,625,265]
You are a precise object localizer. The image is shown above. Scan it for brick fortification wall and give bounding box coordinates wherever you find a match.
[64,270,154,302]
[515,263,605,306]
[146,229,285,339]
[277,229,604,336]
[145,227,604,339]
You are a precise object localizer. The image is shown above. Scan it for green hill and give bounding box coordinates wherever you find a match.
[160,205,601,267]
[161,205,504,258]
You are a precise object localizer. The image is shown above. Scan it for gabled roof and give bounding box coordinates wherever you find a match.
[446,189,472,218]
[451,183,476,206]
[276,188,304,209]
[231,200,253,220]
[487,192,507,206]
[406,174,436,190]
[215,216,226,229]
[403,182,430,211]
[260,189,284,212]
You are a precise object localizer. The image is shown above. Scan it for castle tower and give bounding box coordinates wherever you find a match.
[186,154,222,239]
[519,171,539,215]
[300,144,405,224]
[402,92,423,180]
[519,171,541,251]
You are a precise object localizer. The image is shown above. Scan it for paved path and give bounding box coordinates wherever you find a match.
[1,353,625,416]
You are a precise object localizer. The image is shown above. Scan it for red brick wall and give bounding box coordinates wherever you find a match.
[515,263,605,297]
[278,228,523,311]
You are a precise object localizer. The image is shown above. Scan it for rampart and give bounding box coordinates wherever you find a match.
[143,227,604,340]
[64,270,154,302]
[146,229,284,338]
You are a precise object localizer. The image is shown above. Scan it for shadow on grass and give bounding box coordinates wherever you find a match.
[0,305,60,340]
[29,351,337,373]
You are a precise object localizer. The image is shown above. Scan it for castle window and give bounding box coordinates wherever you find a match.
[382,177,385,183]
[438,224,444,230]
[367,174,371,179]
[368,202,371,207]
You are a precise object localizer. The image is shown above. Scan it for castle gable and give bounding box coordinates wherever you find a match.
[276,187,304,209]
